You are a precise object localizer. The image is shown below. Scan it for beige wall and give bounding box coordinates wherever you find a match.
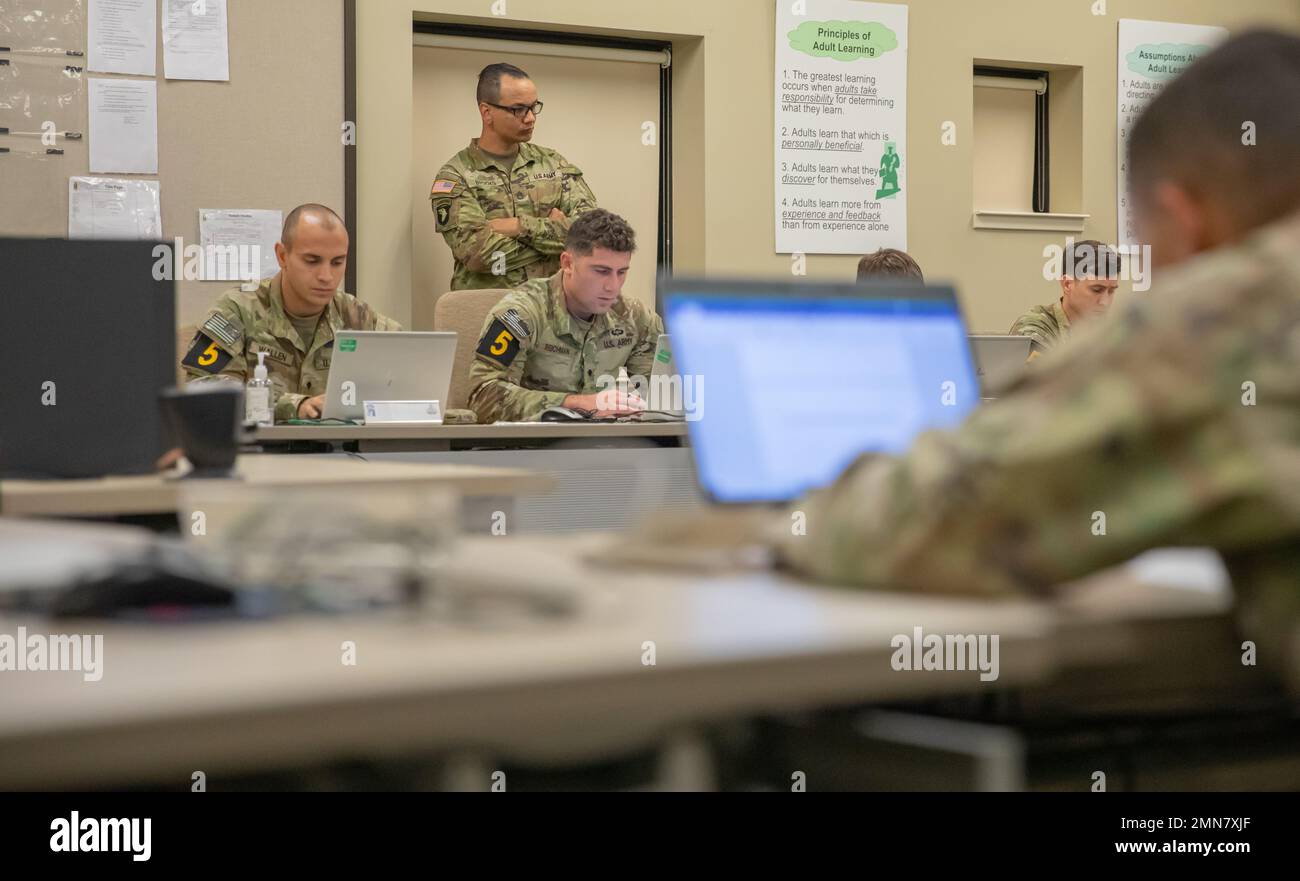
[358,0,1300,332]
[160,0,343,327]
[0,0,344,329]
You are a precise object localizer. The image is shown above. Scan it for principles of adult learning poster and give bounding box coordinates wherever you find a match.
[774,0,908,255]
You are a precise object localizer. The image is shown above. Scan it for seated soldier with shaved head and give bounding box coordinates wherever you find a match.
[181,203,400,422]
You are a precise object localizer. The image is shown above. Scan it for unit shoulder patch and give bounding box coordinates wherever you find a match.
[182,332,234,374]
[476,316,523,367]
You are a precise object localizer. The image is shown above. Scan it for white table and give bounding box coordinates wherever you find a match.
[0,454,555,519]
[0,531,1073,788]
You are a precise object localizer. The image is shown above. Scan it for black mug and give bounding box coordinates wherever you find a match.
[159,385,242,478]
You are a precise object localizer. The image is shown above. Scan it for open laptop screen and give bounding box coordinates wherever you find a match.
[663,280,979,504]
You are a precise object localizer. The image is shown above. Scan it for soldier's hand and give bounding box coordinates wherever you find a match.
[155,447,185,472]
[592,389,647,417]
[297,395,326,419]
[562,391,646,417]
[488,217,522,237]
[549,207,567,223]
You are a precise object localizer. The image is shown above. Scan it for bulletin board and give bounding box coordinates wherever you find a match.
[0,0,346,327]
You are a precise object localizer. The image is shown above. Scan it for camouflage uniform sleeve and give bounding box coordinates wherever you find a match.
[465,296,567,423]
[518,155,598,255]
[624,305,665,380]
[364,306,403,332]
[1008,312,1053,356]
[340,295,403,333]
[182,299,303,423]
[432,165,546,284]
[778,295,1289,597]
[273,392,308,424]
[181,297,250,389]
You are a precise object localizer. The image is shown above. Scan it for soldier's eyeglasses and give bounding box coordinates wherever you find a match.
[484,101,544,120]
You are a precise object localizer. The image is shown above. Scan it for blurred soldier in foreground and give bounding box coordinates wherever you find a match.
[662,31,1300,690]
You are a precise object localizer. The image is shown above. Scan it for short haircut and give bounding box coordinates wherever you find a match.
[565,209,637,256]
[856,248,923,282]
[281,204,344,249]
[477,62,531,104]
[1128,29,1300,233]
[1064,239,1122,278]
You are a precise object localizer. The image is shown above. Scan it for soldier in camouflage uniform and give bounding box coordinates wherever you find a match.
[1009,239,1121,357]
[468,209,663,423]
[651,31,1300,692]
[182,204,400,422]
[431,62,598,291]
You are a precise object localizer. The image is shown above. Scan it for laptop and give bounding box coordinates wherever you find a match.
[650,333,677,379]
[661,278,980,505]
[322,331,457,421]
[643,333,688,418]
[0,239,175,479]
[969,335,1032,397]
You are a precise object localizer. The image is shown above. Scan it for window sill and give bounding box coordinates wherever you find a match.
[972,210,1089,232]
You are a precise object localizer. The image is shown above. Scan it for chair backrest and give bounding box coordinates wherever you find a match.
[176,324,197,385]
[433,288,509,410]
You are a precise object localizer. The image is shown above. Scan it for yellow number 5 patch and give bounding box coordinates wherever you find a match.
[490,329,514,356]
[182,332,233,374]
[476,318,521,367]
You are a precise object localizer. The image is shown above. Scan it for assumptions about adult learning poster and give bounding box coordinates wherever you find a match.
[1116,19,1226,245]
[774,0,907,255]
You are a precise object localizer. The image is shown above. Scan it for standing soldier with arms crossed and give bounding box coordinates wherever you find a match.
[431,63,598,291]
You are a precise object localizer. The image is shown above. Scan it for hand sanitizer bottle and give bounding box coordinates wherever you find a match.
[245,351,273,426]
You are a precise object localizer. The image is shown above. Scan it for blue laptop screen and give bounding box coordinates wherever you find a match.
[665,291,979,504]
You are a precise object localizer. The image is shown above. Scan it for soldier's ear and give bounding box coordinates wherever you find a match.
[275,241,288,269]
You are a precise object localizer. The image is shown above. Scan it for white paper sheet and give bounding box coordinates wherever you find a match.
[88,77,159,174]
[88,0,157,77]
[162,0,230,82]
[199,209,282,281]
[69,176,162,239]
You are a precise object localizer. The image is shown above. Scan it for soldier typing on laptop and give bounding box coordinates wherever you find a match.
[466,209,663,423]
[181,204,401,423]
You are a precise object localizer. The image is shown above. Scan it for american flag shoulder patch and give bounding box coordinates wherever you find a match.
[500,308,531,339]
[431,179,457,195]
[200,312,242,350]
